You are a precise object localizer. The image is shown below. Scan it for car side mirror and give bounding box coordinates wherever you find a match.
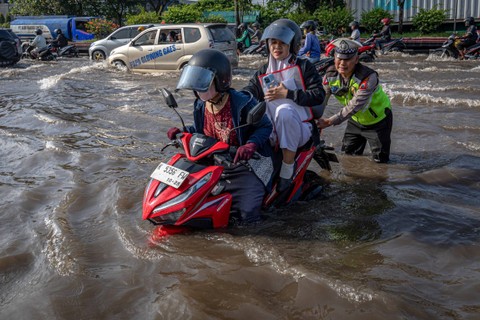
[246,101,266,126]
[161,88,178,109]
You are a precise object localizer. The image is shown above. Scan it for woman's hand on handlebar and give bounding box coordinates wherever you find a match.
[167,127,182,140]
[234,143,257,163]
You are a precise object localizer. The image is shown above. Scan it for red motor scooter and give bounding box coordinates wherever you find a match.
[315,39,377,77]
[142,89,338,238]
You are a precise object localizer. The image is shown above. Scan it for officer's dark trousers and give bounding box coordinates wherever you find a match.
[342,108,393,163]
[222,164,265,223]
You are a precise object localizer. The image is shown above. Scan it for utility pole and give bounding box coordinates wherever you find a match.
[234,0,240,36]
[397,0,405,34]
[453,0,458,33]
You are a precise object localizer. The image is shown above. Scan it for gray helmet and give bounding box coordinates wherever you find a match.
[465,17,475,26]
[35,28,43,35]
[177,49,231,93]
[261,19,302,55]
[300,20,316,31]
[252,22,260,28]
[238,22,248,30]
[349,21,359,28]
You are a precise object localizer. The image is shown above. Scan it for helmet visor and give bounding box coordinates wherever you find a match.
[261,24,295,45]
[176,65,215,92]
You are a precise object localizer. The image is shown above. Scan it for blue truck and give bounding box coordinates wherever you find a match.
[10,16,96,42]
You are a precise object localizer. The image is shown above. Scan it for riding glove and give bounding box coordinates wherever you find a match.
[167,127,181,140]
[234,142,257,163]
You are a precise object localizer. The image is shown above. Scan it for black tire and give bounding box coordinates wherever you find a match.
[431,49,450,59]
[91,50,106,61]
[112,59,127,70]
[391,42,406,52]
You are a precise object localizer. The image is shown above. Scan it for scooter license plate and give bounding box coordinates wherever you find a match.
[150,162,189,189]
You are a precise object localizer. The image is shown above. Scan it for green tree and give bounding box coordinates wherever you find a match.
[360,7,393,34]
[144,0,176,15]
[100,0,138,26]
[412,6,447,35]
[126,7,163,25]
[10,0,99,16]
[161,4,203,23]
[315,5,353,36]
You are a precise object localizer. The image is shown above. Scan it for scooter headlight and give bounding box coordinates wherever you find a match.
[149,208,186,225]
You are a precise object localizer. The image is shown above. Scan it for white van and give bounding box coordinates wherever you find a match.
[107,23,238,72]
[89,24,159,61]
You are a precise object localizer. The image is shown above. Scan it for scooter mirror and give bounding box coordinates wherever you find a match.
[246,101,266,126]
[161,88,178,109]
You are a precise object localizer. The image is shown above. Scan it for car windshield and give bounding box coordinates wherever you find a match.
[207,26,234,42]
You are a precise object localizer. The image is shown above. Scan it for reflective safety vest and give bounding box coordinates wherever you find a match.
[325,64,391,126]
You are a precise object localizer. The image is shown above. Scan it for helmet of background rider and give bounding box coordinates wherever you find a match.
[251,22,260,29]
[176,49,232,94]
[261,18,302,56]
[464,17,474,27]
[238,22,248,31]
[35,28,43,35]
[55,29,62,34]
[381,18,391,25]
[300,20,317,32]
[137,26,146,32]
[349,21,359,29]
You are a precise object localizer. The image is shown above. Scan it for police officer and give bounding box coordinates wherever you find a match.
[316,38,393,163]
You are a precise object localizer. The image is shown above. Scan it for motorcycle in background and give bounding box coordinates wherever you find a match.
[21,43,56,61]
[430,34,480,59]
[314,40,377,77]
[363,35,406,54]
[51,44,79,58]
[242,42,268,57]
[142,89,338,238]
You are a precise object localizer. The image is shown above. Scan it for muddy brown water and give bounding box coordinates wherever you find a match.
[1,53,480,319]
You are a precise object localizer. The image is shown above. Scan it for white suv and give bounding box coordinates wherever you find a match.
[108,23,238,72]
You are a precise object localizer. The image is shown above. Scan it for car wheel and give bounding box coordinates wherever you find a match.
[91,50,106,61]
[112,59,127,70]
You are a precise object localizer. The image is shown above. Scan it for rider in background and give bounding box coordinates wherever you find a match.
[242,19,325,192]
[251,22,263,43]
[316,38,393,163]
[455,17,478,60]
[170,49,272,224]
[374,18,392,52]
[298,20,322,63]
[51,29,68,48]
[236,22,252,54]
[349,21,361,43]
[27,28,47,57]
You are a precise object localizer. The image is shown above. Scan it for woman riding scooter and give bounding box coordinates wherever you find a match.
[168,49,273,224]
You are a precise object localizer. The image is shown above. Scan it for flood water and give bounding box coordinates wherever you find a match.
[1,53,480,319]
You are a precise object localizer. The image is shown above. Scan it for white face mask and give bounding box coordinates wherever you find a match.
[197,83,217,102]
